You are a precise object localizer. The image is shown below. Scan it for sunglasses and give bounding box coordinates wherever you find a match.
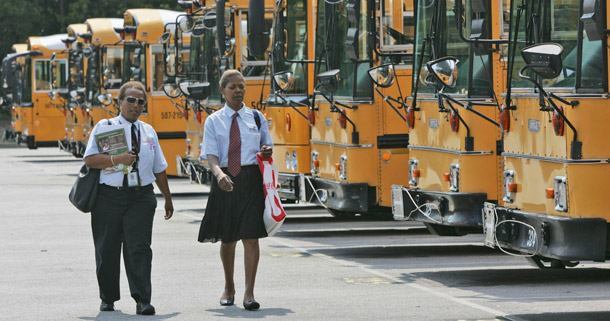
[124,96,146,106]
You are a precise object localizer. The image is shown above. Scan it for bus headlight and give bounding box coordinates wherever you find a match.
[408,159,419,186]
[553,176,567,212]
[285,151,291,169]
[449,164,459,192]
[503,170,515,203]
[339,155,347,180]
[311,151,319,175]
[185,138,191,155]
[291,150,298,171]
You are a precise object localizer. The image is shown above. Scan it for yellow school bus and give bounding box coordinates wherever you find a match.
[2,43,40,143]
[167,0,274,183]
[24,34,69,149]
[482,0,610,267]
[389,0,508,234]
[113,8,186,176]
[306,0,412,217]
[82,18,124,154]
[56,23,88,156]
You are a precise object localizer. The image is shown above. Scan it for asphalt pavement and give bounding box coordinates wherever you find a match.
[2,145,610,321]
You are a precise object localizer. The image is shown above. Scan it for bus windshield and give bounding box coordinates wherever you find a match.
[413,0,491,96]
[272,0,308,95]
[508,0,605,91]
[314,0,372,99]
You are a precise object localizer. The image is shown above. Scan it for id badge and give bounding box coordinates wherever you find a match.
[127,171,140,187]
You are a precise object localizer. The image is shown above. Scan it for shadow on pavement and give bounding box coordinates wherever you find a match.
[207,306,294,318]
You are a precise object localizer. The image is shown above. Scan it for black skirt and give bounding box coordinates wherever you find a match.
[198,165,267,243]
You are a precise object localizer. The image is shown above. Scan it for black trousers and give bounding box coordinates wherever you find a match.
[91,184,157,304]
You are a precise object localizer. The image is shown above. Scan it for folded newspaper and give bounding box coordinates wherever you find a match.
[94,123,132,174]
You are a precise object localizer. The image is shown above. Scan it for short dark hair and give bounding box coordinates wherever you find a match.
[118,81,146,100]
[219,69,245,88]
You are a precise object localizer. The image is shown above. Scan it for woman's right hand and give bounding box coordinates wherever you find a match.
[115,151,137,166]
[216,173,234,192]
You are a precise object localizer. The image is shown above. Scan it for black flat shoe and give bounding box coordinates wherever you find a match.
[100,301,114,312]
[220,296,235,306]
[136,302,155,315]
[243,300,260,311]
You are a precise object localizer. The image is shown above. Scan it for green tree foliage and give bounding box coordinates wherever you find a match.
[0,0,182,59]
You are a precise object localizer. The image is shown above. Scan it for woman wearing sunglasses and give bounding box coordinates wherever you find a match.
[82,81,174,316]
[198,70,273,311]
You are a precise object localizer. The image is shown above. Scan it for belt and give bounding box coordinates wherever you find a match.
[101,184,152,191]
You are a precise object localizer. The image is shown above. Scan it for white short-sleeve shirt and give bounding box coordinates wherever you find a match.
[200,104,273,167]
[83,115,168,187]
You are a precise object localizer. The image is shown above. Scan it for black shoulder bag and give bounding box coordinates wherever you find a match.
[68,119,110,213]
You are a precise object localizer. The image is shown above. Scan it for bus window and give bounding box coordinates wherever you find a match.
[103,46,123,89]
[34,59,67,91]
[379,0,414,51]
[151,45,167,92]
[239,10,273,77]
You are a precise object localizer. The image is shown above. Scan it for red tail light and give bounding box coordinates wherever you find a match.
[499,105,510,132]
[406,106,415,129]
[553,106,564,136]
[285,113,292,132]
[450,110,459,132]
[308,108,315,126]
[196,111,202,123]
[339,109,347,129]
[183,109,189,121]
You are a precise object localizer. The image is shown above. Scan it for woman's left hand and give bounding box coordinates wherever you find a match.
[164,199,174,220]
[261,145,273,159]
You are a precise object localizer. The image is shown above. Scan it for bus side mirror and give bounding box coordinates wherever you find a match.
[273,71,294,92]
[188,82,210,100]
[581,0,607,41]
[247,0,269,57]
[316,69,340,94]
[521,43,563,79]
[97,93,113,106]
[426,57,459,89]
[367,64,395,88]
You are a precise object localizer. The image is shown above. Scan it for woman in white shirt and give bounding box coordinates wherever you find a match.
[83,81,173,316]
[198,70,273,311]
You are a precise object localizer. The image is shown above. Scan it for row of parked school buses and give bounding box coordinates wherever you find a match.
[1,0,609,269]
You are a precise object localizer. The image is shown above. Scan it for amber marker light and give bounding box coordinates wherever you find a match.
[313,160,320,167]
[334,163,340,171]
[412,169,421,177]
[546,188,554,199]
[507,182,517,193]
[381,151,391,163]
[443,173,450,181]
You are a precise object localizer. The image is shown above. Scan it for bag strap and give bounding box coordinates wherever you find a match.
[253,110,261,130]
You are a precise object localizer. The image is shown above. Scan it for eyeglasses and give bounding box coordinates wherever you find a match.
[124,96,146,106]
